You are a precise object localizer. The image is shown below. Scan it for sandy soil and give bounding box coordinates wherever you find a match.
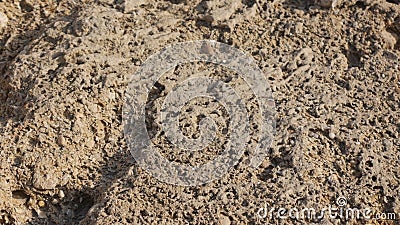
[0,0,399,224]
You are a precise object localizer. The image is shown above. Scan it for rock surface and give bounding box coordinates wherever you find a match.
[0,0,399,224]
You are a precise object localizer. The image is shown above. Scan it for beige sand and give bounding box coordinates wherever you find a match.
[0,0,399,224]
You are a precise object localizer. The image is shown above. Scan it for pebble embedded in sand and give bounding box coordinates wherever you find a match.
[58,190,65,199]
[329,132,336,139]
[38,200,45,207]
[57,136,66,147]
[33,171,60,190]
[86,138,95,148]
[381,30,398,50]
[0,12,8,29]
[219,215,230,225]
[35,209,47,218]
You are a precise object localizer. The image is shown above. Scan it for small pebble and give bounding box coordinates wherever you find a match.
[329,132,335,139]
[86,139,95,148]
[219,215,231,225]
[0,12,8,29]
[32,169,60,190]
[35,209,47,218]
[381,30,398,50]
[58,190,65,199]
[57,136,66,147]
[38,200,45,207]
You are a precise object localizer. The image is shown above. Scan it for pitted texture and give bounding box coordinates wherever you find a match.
[0,0,399,224]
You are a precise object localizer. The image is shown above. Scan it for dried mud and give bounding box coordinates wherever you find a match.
[0,0,399,224]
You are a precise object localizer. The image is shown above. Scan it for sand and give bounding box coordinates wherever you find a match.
[0,0,399,224]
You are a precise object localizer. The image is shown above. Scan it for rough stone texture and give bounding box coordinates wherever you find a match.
[0,11,8,29]
[0,0,399,224]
